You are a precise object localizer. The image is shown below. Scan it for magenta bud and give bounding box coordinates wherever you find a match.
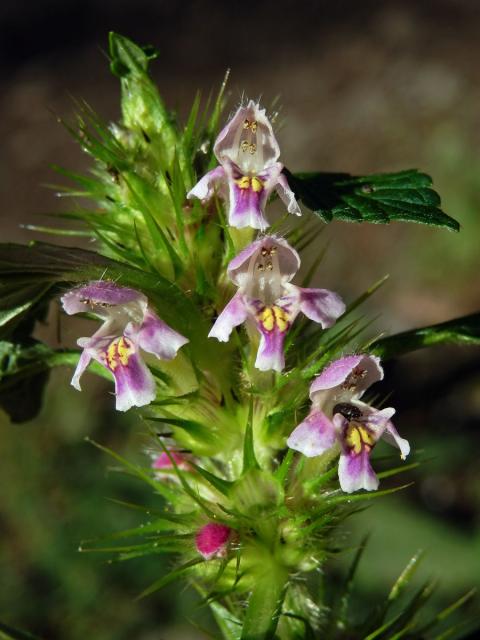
[152,451,190,471]
[195,523,231,559]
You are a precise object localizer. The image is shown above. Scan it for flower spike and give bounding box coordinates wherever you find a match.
[61,281,188,411]
[187,100,301,230]
[287,354,410,492]
[209,236,345,372]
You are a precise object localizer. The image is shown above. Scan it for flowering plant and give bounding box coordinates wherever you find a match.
[0,33,478,639]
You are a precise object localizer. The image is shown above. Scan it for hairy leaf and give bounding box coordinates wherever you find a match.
[285,169,459,231]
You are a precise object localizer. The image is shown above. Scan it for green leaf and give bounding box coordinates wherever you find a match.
[240,568,288,640]
[208,600,242,640]
[273,449,294,486]
[388,550,424,603]
[108,31,158,78]
[108,32,177,158]
[242,399,260,473]
[157,441,216,517]
[147,417,220,450]
[86,438,178,502]
[338,535,370,626]
[188,461,234,496]
[285,169,459,231]
[137,557,205,599]
[417,588,477,636]
[0,340,53,423]
[370,312,480,359]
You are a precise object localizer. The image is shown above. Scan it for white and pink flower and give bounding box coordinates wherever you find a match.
[187,100,301,230]
[208,236,345,372]
[287,354,410,493]
[61,281,188,412]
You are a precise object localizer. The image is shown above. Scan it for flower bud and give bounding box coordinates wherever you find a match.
[195,523,231,560]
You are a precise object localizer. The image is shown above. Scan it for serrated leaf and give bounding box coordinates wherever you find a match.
[370,312,480,359]
[285,168,459,231]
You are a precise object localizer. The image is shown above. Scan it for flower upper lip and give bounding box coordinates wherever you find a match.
[187,101,301,230]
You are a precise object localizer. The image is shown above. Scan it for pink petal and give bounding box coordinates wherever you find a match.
[310,354,383,399]
[61,281,146,316]
[298,287,345,328]
[187,165,226,202]
[208,293,248,342]
[338,449,379,493]
[383,420,410,460]
[227,236,300,286]
[214,100,280,170]
[275,171,301,215]
[287,410,336,457]
[127,309,188,361]
[255,327,287,372]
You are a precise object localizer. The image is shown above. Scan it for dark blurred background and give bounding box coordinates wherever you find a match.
[1,1,479,638]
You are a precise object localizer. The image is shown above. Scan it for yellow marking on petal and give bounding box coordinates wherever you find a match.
[257,305,290,332]
[234,175,264,192]
[259,307,275,331]
[273,305,289,332]
[345,423,362,454]
[117,336,133,365]
[345,422,375,454]
[359,425,375,447]
[251,176,263,192]
[235,176,251,189]
[105,336,134,371]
